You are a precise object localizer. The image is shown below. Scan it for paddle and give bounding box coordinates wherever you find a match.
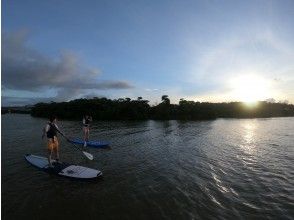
[56,129,94,161]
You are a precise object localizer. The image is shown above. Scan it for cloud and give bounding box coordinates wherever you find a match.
[2,31,134,105]
[183,25,294,103]
[144,88,159,92]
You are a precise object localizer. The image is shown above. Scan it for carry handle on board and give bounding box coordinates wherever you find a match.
[56,129,94,161]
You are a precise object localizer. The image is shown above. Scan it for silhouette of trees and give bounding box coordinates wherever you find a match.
[161,95,170,105]
[30,96,294,120]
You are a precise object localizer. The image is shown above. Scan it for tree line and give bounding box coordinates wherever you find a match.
[30,96,294,120]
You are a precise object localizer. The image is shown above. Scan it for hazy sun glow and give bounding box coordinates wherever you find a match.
[230,75,271,104]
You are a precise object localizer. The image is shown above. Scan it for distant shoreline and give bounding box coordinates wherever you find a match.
[4,112,294,121]
[1,107,31,115]
[4,97,294,121]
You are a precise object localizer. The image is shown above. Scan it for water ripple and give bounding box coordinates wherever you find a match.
[2,115,294,219]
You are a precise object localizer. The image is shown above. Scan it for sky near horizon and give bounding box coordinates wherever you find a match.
[2,0,294,106]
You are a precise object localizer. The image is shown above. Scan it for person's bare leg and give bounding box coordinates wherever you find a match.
[83,127,88,147]
[86,129,89,141]
[48,148,53,167]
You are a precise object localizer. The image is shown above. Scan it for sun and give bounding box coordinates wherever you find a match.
[230,75,271,104]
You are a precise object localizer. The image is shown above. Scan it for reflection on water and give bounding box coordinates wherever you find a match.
[241,120,257,155]
[243,121,256,143]
[2,114,294,220]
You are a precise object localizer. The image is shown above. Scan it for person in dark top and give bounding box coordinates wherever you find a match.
[42,116,60,167]
[82,114,92,147]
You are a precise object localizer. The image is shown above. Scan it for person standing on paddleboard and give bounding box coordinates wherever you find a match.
[83,114,92,147]
[42,116,60,167]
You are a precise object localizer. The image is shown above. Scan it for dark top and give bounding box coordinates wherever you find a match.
[83,117,91,127]
[47,123,58,139]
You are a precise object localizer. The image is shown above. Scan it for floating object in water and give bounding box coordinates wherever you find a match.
[25,154,102,179]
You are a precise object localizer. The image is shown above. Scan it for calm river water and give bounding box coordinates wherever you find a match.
[2,114,294,220]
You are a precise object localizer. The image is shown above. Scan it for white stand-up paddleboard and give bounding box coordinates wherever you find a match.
[25,154,102,179]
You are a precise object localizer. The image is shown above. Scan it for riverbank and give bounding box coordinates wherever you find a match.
[30,98,294,120]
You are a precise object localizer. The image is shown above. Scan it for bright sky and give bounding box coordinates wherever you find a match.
[2,0,294,106]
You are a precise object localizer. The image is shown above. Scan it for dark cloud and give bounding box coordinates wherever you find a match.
[2,31,133,105]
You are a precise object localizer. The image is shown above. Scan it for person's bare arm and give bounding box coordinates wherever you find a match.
[42,124,50,139]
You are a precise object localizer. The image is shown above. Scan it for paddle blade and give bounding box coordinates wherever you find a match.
[83,151,94,160]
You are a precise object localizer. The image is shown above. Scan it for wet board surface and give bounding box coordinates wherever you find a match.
[25,154,102,179]
[69,139,109,148]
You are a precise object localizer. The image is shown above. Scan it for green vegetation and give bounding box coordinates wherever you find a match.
[30,96,294,120]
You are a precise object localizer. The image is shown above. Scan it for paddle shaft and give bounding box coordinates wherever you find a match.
[54,127,93,160]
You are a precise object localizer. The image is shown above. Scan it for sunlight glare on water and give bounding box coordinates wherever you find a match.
[2,114,294,220]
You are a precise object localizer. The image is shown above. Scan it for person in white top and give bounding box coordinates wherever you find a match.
[82,114,92,147]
